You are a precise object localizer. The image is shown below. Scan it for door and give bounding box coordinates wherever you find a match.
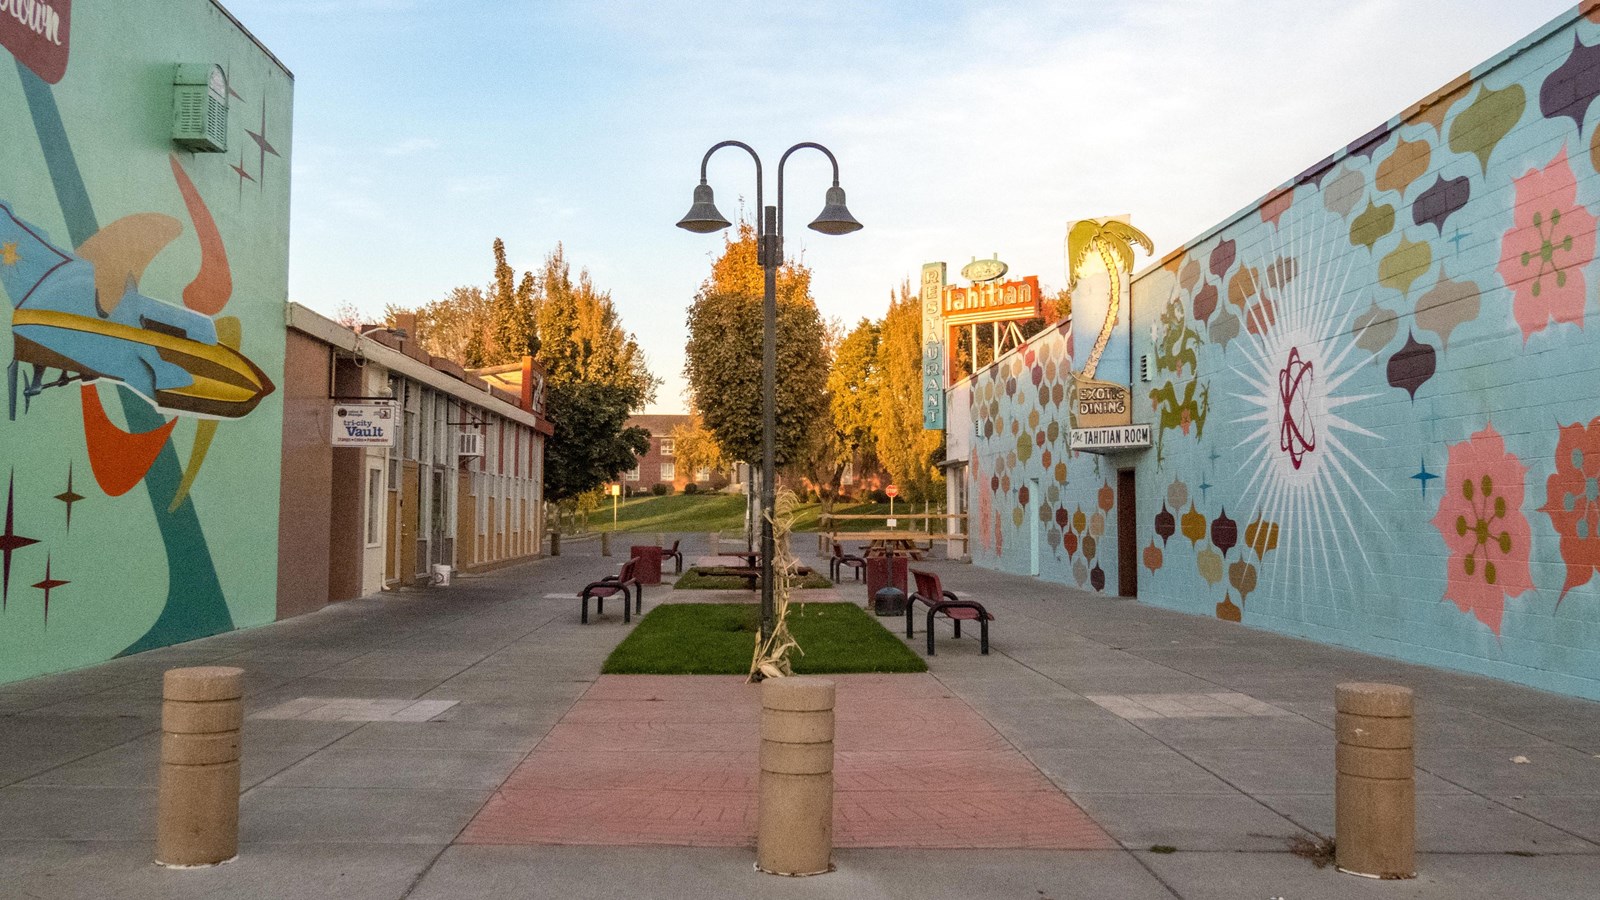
[362,460,386,595]
[1117,468,1137,597]
[430,466,449,567]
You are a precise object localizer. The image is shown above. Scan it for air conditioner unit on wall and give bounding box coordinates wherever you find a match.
[458,431,484,459]
[173,64,229,153]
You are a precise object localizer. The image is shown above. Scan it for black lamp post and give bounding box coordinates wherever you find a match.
[677,141,862,645]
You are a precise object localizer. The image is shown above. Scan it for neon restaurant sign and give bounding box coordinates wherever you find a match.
[941,275,1041,326]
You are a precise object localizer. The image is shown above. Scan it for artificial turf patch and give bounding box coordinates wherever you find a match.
[601,602,927,675]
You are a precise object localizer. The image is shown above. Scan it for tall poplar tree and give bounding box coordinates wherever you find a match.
[875,281,944,502]
[535,245,656,503]
[490,237,538,361]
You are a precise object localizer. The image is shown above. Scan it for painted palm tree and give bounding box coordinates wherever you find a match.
[1066,218,1154,379]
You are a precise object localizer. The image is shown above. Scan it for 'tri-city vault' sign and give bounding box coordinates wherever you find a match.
[331,401,397,447]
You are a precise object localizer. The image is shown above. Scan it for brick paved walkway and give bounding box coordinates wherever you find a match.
[459,673,1114,850]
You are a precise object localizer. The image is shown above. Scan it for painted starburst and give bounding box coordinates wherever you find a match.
[1,240,18,266]
[1229,201,1386,601]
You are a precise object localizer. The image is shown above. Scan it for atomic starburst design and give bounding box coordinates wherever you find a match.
[1231,203,1386,601]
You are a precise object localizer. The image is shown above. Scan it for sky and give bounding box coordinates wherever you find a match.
[225,0,1575,414]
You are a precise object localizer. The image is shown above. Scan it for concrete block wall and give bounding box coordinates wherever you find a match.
[969,2,1600,700]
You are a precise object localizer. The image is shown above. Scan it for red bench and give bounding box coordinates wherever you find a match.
[581,558,642,624]
[907,568,992,655]
[829,543,866,582]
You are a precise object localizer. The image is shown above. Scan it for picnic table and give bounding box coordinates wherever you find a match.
[839,531,951,557]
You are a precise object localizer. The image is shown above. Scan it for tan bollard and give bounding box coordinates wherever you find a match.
[1334,682,1416,879]
[157,666,244,867]
[757,677,835,876]
[601,531,612,556]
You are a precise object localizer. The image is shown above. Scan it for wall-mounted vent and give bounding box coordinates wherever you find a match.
[458,431,484,459]
[1139,353,1153,383]
[173,64,228,153]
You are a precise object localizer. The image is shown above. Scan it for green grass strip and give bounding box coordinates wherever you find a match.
[591,494,945,534]
[602,602,927,675]
[674,567,833,590]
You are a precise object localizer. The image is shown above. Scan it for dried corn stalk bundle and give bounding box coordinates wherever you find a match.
[749,489,804,682]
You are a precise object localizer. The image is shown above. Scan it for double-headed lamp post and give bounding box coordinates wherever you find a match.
[677,141,862,645]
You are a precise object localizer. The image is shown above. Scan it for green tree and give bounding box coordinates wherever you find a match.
[683,222,828,468]
[385,285,493,366]
[491,238,538,362]
[536,245,658,504]
[829,317,881,469]
[875,281,944,502]
[669,411,729,482]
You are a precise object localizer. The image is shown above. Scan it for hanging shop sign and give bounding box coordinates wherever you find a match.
[942,275,1041,327]
[331,400,397,447]
[1073,377,1133,429]
[1069,423,1151,454]
[921,262,947,431]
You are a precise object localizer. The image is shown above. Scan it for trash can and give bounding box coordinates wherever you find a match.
[630,545,663,585]
[431,564,453,587]
[873,586,907,617]
[865,554,907,604]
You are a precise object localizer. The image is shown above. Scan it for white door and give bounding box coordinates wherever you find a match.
[362,459,387,596]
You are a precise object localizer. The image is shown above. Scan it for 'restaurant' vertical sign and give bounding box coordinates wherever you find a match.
[920,262,946,430]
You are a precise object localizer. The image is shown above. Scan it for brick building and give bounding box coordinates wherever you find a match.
[624,414,739,493]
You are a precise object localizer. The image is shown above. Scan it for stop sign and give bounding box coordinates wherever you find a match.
[885,485,898,499]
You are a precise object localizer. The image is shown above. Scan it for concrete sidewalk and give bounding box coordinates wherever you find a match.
[0,536,1596,898]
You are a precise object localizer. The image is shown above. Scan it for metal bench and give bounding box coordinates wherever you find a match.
[829,543,866,582]
[907,568,992,655]
[580,558,642,623]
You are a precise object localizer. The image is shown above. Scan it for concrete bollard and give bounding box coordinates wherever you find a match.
[157,666,244,868]
[1334,682,1416,879]
[601,531,612,556]
[757,677,835,876]
[709,531,720,555]
[550,532,561,556]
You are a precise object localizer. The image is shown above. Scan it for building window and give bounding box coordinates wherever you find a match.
[696,466,711,482]
[625,465,641,482]
[660,462,675,482]
[659,437,675,457]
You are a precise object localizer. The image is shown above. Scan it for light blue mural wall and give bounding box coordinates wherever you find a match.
[968,4,1600,700]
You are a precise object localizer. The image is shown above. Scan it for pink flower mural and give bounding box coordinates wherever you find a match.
[1430,424,1534,634]
[1498,146,1597,341]
[1540,416,1600,601]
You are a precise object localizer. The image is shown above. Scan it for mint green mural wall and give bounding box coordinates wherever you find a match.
[0,1,291,683]
[968,3,1600,700]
